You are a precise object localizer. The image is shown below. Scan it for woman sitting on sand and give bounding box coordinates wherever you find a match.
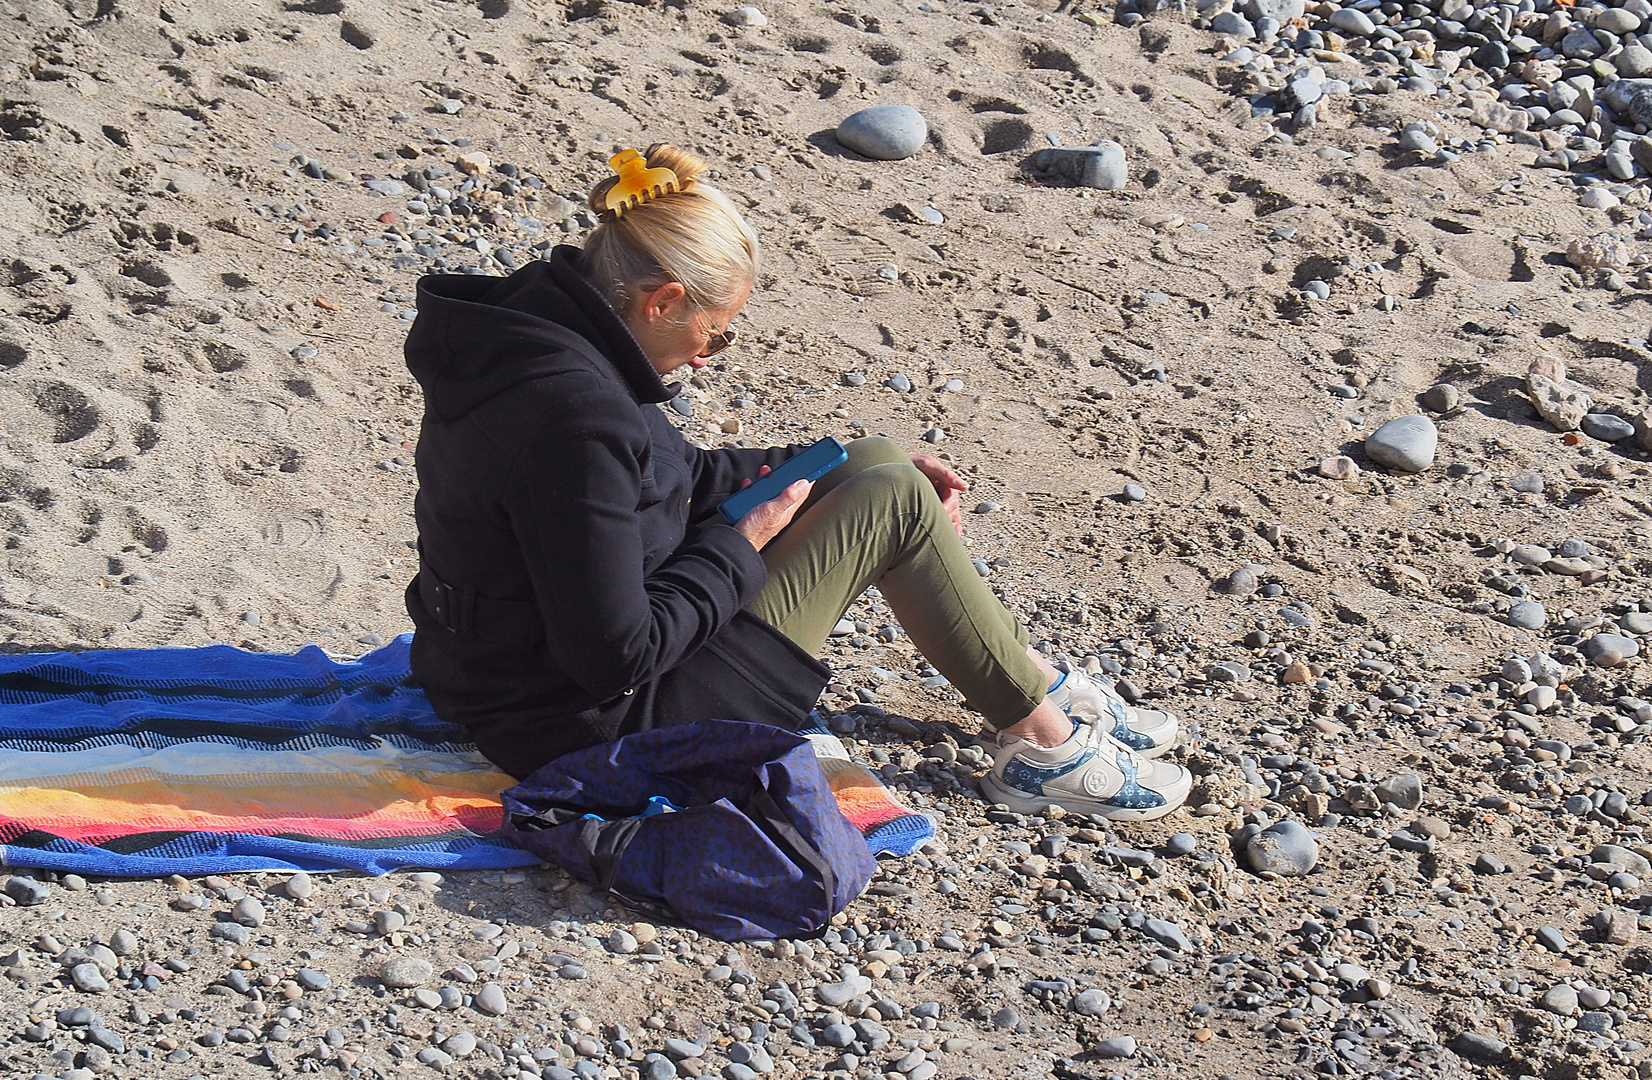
[401,143,1189,822]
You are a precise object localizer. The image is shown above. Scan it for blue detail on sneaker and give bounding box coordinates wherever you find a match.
[1102,697,1157,752]
[1000,748,1096,797]
[1107,745,1167,810]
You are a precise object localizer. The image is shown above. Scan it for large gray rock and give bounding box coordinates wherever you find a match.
[1561,25,1606,60]
[1582,412,1635,441]
[1618,44,1652,79]
[1243,0,1304,21]
[836,106,928,160]
[1365,415,1437,472]
[1027,142,1128,190]
[1246,820,1319,876]
[1210,11,1257,38]
[1329,8,1376,36]
[1601,9,1644,36]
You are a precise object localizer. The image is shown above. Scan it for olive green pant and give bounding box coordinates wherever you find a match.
[745,436,1046,730]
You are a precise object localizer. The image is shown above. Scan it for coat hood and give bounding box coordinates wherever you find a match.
[404,246,676,422]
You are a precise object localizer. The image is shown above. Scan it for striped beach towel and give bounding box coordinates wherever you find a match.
[0,637,932,876]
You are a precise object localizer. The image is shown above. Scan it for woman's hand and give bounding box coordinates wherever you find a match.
[909,454,968,534]
[733,466,812,551]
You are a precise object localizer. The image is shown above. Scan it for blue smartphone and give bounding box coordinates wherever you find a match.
[718,437,849,524]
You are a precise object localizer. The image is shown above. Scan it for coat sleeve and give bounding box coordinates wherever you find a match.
[683,439,805,507]
[504,386,770,702]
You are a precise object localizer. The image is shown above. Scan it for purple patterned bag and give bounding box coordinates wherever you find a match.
[500,720,877,941]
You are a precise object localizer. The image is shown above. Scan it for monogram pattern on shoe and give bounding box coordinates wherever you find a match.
[1101,696,1157,752]
[1099,745,1166,810]
[1000,748,1097,797]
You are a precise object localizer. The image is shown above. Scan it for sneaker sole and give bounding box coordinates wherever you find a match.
[978,770,1189,822]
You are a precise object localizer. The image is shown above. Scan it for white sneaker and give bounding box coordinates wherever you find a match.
[1045,668,1178,759]
[978,720,1191,821]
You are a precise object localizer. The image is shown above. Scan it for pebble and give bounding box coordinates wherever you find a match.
[282,872,313,899]
[1421,384,1459,412]
[1246,820,1318,876]
[1374,773,1422,811]
[1581,413,1635,442]
[473,983,508,1015]
[1070,988,1111,1017]
[1535,926,1568,953]
[1506,602,1548,631]
[1539,984,1578,1015]
[232,897,266,927]
[1027,142,1128,190]
[4,876,50,906]
[1318,455,1359,480]
[379,957,434,988]
[1365,415,1437,473]
[1095,1035,1138,1058]
[836,105,928,160]
[1509,472,1545,494]
[70,963,110,993]
[1122,483,1147,502]
[1450,1032,1508,1061]
[1588,633,1641,660]
[1165,832,1197,857]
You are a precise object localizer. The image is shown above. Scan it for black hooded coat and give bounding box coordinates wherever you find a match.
[402,247,828,778]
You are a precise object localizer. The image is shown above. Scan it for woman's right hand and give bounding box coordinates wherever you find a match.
[733,469,812,551]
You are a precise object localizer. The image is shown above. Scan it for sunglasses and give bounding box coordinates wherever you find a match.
[700,324,738,358]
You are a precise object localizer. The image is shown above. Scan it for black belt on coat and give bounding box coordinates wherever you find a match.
[416,562,541,643]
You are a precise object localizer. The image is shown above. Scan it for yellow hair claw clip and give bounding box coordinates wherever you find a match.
[603,148,681,219]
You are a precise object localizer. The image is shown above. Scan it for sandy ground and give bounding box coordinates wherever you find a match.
[4,0,1652,1078]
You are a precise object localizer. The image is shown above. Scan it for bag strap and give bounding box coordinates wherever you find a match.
[744,788,837,916]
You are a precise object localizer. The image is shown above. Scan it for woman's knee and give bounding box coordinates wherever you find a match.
[841,435,909,474]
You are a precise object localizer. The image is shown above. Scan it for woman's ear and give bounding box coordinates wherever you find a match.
[638,280,688,324]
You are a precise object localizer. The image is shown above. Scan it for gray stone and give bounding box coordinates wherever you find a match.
[1600,9,1644,35]
[442,1031,477,1058]
[606,929,639,954]
[1561,25,1606,59]
[70,963,109,993]
[1246,820,1319,876]
[1165,832,1197,857]
[1540,984,1579,1015]
[1207,661,1252,683]
[364,178,407,196]
[1374,773,1423,811]
[232,897,266,927]
[1218,567,1257,597]
[1536,926,1568,953]
[664,1038,705,1059]
[1449,1032,1508,1061]
[473,983,508,1016]
[1618,45,1652,79]
[1243,0,1304,22]
[1581,413,1635,441]
[836,106,928,161]
[1027,142,1128,190]
[379,957,434,988]
[4,876,50,906]
[1329,8,1376,35]
[1506,601,1547,630]
[1095,1036,1138,1059]
[1365,415,1437,472]
[296,968,331,991]
[210,922,250,945]
[1623,612,1652,635]
[1587,633,1641,660]
[1509,472,1545,494]
[1142,918,1193,952]
[1210,12,1257,37]
[1122,483,1147,502]
[1421,384,1459,412]
[1070,988,1111,1017]
[816,974,872,1006]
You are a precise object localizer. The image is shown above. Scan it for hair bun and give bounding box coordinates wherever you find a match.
[586,143,709,215]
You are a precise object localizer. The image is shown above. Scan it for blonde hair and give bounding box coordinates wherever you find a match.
[583,143,759,316]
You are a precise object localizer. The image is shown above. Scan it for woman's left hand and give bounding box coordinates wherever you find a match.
[909,454,968,534]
